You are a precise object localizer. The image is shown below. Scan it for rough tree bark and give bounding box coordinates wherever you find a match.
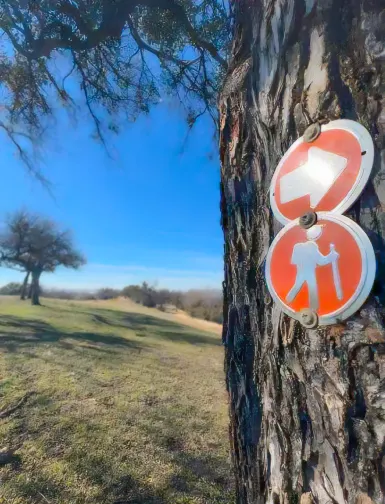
[20,271,30,300]
[219,1,385,503]
[30,270,41,306]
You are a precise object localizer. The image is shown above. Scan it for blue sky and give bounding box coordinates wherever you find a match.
[0,101,223,291]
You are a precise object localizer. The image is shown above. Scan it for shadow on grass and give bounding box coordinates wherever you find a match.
[151,329,221,346]
[3,413,232,503]
[4,473,66,503]
[96,310,222,347]
[53,305,222,347]
[1,320,231,503]
[0,316,145,353]
[141,415,233,497]
[0,310,220,352]
[68,452,170,504]
[50,412,232,504]
[3,466,168,504]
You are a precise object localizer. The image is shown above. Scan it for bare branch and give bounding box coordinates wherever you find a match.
[71,52,107,148]
[0,120,51,188]
[144,0,228,68]
[44,65,73,103]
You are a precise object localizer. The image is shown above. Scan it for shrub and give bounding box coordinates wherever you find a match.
[0,282,23,295]
[119,283,224,323]
[96,288,121,300]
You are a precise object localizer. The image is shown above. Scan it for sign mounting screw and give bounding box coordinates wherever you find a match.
[299,212,317,229]
[300,309,318,329]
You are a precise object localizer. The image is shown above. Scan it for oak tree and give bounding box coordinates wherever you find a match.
[0,211,86,305]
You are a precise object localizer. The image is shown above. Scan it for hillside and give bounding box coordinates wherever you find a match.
[0,297,232,504]
[90,297,223,336]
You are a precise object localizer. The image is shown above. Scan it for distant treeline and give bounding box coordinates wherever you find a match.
[0,281,223,324]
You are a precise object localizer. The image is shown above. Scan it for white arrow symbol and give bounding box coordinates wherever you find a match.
[280,146,348,207]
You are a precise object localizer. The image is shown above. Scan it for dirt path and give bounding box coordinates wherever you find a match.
[172,311,222,335]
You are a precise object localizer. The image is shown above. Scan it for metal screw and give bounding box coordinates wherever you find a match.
[303,122,321,143]
[264,293,272,306]
[299,212,317,229]
[300,309,318,329]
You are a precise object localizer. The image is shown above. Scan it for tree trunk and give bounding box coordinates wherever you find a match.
[20,271,30,300]
[31,270,41,306]
[219,1,384,504]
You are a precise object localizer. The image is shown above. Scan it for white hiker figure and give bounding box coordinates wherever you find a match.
[286,225,343,310]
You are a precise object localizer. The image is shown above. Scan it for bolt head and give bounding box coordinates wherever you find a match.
[300,309,318,328]
[299,212,317,229]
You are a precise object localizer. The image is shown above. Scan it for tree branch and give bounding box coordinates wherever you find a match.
[0,120,50,188]
[71,52,107,147]
[127,16,198,67]
[57,1,93,35]
[2,0,227,70]
[156,0,227,69]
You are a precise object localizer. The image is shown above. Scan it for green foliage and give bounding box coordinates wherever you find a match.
[121,284,146,303]
[0,282,23,295]
[0,0,230,172]
[39,287,96,300]
[0,210,86,274]
[122,283,223,322]
[95,287,121,300]
[0,210,86,305]
[187,298,223,323]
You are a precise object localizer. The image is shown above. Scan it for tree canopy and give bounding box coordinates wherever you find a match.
[0,211,85,272]
[0,0,230,175]
[0,210,86,304]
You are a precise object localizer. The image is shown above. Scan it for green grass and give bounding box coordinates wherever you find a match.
[0,297,233,504]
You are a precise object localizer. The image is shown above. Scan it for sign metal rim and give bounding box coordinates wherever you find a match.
[265,213,376,326]
[270,119,374,225]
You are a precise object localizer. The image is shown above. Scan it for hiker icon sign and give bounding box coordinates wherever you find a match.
[286,225,342,311]
[265,213,375,325]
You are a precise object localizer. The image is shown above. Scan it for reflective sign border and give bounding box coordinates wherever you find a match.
[270,119,374,225]
[265,213,376,326]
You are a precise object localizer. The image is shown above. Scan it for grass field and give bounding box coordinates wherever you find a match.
[0,297,233,504]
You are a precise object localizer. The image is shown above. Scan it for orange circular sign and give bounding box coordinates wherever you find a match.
[265,214,375,325]
[270,120,374,224]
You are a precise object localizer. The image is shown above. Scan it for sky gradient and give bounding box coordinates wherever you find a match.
[0,102,223,291]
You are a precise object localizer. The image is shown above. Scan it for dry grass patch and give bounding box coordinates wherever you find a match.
[0,297,233,504]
